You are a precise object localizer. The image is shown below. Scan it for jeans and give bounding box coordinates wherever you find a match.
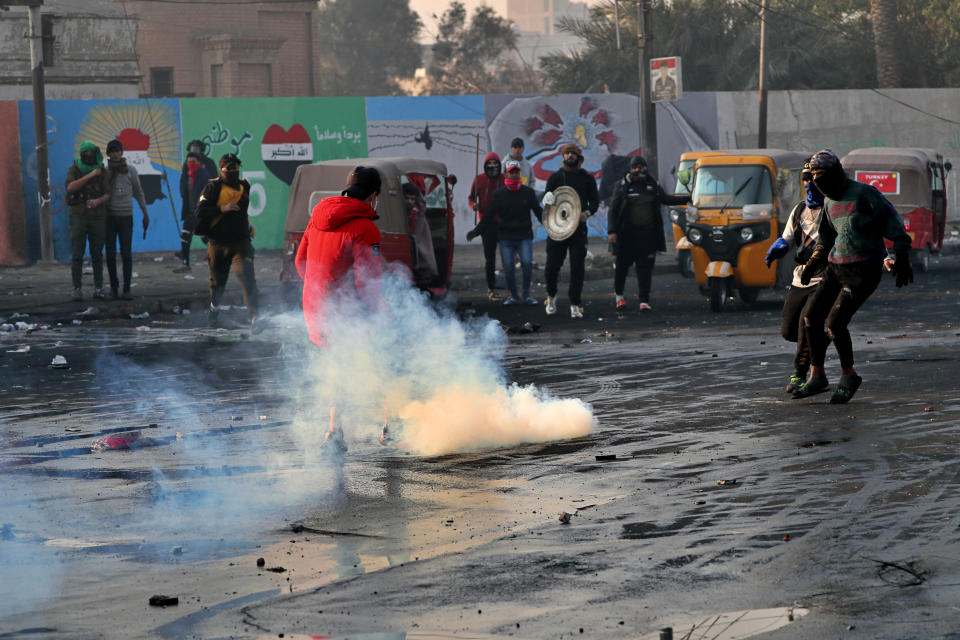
[499,237,533,299]
[105,214,133,293]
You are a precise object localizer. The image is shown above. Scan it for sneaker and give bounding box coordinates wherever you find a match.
[639,302,652,312]
[570,304,584,319]
[93,288,107,300]
[71,288,83,301]
[616,299,627,311]
[830,373,863,404]
[544,295,557,315]
[487,289,504,301]
[785,373,805,394]
[250,315,266,335]
[792,372,830,399]
[524,296,538,305]
[503,297,520,306]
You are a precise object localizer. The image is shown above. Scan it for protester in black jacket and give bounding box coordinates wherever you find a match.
[467,160,543,304]
[195,153,260,330]
[607,156,689,311]
[541,143,600,318]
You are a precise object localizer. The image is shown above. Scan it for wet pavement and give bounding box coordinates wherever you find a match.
[1,240,960,639]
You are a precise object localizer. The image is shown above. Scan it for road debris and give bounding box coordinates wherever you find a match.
[49,355,69,369]
[90,431,140,451]
[130,312,150,319]
[148,595,178,607]
[595,454,617,462]
[717,479,738,486]
[559,512,572,524]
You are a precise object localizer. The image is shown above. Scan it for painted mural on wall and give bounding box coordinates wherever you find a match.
[485,93,642,240]
[17,99,182,261]
[365,95,487,240]
[180,97,367,250]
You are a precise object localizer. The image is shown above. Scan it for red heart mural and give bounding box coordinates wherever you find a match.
[261,124,313,185]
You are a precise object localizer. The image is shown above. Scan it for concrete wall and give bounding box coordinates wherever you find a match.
[715,88,960,219]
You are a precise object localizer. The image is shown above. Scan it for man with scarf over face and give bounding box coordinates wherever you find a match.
[764,160,828,393]
[104,139,149,299]
[792,149,912,404]
[541,143,599,318]
[606,155,689,312]
[176,151,212,271]
[467,159,543,305]
[65,141,111,301]
[468,152,506,300]
[195,153,261,331]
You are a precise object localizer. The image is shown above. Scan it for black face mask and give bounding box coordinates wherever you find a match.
[629,169,646,182]
[222,169,240,187]
[563,156,580,168]
[484,164,500,178]
[812,167,846,199]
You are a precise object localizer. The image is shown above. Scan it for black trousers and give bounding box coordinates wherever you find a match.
[803,261,882,370]
[780,283,820,375]
[481,230,498,290]
[614,241,656,302]
[207,239,259,319]
[545,233,588,306]
[105,215,133,293]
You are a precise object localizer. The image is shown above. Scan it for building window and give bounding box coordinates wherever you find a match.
[150,67,173,97]
[41,14,55,67]
[211,64,222,97]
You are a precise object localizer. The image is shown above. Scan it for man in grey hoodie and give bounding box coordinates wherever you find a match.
[104,139,149,299]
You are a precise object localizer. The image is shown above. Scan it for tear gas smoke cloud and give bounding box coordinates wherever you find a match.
[285,264,596,456]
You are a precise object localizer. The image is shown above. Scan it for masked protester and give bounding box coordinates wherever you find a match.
[176,151,212,271]
[467,159,543,305]
[103,139,149,300]
[65,141,111,301]
[792,148,913,404]
[606,155,689,312]
[468,152,506,300]
[541,143,600,318]
[194,153,261,332]
[764,159,828,393]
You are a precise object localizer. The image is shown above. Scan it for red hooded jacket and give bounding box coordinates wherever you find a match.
[295,196,383,346]
[468,152,504,221]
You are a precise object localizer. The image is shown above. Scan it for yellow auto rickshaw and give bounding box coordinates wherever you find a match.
[684,149,807,311]
[670,150,728,277]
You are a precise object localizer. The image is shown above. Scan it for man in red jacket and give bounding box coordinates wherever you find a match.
[468,152,505,300]
[295,166,384,347]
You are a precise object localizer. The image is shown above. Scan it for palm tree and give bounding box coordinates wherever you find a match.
[870,0,903,87]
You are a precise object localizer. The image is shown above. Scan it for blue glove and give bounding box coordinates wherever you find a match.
[765,237,789,268]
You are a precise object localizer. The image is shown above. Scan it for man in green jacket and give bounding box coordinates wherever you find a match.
[65,141,110,301]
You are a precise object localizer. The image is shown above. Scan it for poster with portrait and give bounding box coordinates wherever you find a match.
[651,56,682,103]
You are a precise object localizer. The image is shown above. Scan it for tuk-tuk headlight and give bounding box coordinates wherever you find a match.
[740,227,754,242]
[688,227,703,244]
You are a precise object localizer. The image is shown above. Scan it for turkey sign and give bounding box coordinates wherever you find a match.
[261,124,313,185]
[854,170,899,195]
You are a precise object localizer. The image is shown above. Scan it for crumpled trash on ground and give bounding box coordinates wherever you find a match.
[71,319,82,326]
[135,326,151,332]
[129,312,150,319]
[90,430,141,451]
[74,307,98,317]
[5,345,30,353]
[183,274,195,280]
[505,321,541,334]
[153,257,164,262]
[49,355,69,369]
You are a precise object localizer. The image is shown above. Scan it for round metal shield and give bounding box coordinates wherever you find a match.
[543,186,582,241]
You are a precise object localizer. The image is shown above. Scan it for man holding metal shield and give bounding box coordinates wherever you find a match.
[541,143,600,318]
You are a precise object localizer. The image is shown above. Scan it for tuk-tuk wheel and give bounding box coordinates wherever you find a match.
[739,287,760,303]
[678,250,694,278]
[912,248,929,273]
[709,277,728,312]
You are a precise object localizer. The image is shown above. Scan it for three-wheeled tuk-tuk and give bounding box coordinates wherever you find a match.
[840,148,952,273]
[670,150,728,277]
[684,149,807,311]
[280,158,456,301]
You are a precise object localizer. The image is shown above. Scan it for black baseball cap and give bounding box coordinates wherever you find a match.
[342,166,382,200]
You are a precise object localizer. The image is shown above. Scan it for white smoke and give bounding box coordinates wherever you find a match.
[284,264,596,456]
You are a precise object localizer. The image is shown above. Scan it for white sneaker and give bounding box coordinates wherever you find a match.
[570,304,584,319]
[544,295,557,315]
[639,302,652,311]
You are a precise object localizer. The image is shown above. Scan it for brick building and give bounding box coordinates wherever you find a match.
[115,0,320,98]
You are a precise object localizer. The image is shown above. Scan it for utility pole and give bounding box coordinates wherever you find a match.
[637,0,657,176]
[757,0,768,148]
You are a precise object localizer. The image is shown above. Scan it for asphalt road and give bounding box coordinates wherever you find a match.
[1,248,959,640]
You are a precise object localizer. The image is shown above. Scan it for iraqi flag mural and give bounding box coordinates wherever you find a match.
[16,99,182,260]
[261,124,313,185]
